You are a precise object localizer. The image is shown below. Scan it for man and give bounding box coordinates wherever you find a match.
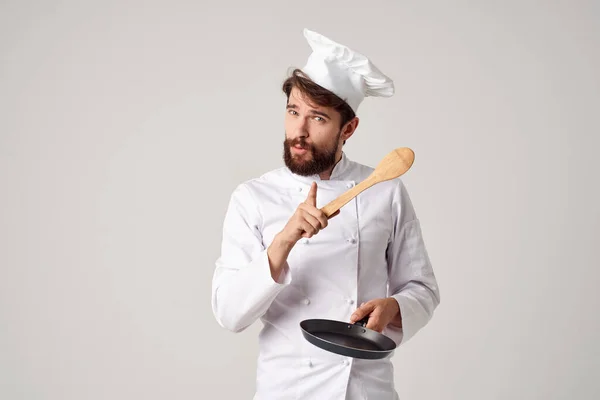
[211,28,440,399]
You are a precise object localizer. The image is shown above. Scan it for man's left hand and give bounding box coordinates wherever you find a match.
[349,298,402,333]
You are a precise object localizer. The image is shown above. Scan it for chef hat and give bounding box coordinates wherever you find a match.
[301,28,395,113]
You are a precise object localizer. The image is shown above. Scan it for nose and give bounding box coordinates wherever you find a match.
[293,116,309,139]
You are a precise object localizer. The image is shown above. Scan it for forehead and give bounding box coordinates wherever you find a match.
[289,87,326,110]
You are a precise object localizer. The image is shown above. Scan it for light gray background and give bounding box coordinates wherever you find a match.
[1,1,599,399]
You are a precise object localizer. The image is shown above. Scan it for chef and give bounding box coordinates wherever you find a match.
[211,28,440,399]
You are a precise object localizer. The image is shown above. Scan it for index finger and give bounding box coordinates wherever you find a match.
[350,301,375,324]
[304,182,317,207]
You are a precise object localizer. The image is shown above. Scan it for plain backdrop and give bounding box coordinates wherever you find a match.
[1,1,599,399]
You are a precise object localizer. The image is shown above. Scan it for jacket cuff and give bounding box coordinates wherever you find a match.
[389,292,428,345]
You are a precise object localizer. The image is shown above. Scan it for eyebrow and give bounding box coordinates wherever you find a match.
[287,103,331,120]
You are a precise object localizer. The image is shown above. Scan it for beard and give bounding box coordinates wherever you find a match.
[283,131,341,176]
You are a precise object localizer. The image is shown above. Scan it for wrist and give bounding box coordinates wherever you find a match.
[387,297,402,327]
[267,233,295,280]
[273,232,296,251]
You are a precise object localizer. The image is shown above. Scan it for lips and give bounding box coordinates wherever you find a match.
[291,143,310,154]
[292,146,308,155]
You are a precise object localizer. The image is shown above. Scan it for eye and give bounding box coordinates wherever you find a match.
[288,109,298,115]
[314,116,325,122]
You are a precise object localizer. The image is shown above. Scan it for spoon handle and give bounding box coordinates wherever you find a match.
[321,175,378,218]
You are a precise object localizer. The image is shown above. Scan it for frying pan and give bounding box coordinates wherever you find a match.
[300,317,397,360]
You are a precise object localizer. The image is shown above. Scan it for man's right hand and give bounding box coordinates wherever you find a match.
[279,181,329,244]
[267,181,338,281]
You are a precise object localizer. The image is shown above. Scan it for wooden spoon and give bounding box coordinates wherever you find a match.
[320,147,415,218]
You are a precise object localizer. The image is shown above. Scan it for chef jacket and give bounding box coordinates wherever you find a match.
[211,152,440,399]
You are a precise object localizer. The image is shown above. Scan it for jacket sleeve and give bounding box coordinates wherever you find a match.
[211,183,292,333]
[384,179,440,346]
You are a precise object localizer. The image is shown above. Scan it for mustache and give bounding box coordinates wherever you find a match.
[286,137,314,150]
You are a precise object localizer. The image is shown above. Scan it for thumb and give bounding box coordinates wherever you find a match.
[304,182,317,207]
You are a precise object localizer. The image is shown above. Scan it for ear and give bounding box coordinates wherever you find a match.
[341,117,359,142]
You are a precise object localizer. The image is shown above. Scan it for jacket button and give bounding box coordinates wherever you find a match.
[347,299,355,305]
[303,298,310,305]
[347,238,356,244]
[346,182,354,188]
[343,359,350,366]
[301,238,309,244]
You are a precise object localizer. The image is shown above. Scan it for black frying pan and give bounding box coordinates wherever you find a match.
[300,317,397,360]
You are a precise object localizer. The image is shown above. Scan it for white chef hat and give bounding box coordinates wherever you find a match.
[300,28,395,113]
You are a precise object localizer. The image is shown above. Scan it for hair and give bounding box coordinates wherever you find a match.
[282,68,356,130]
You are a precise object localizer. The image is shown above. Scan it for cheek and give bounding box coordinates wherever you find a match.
[310,124,339,145]
[284,115,294,134]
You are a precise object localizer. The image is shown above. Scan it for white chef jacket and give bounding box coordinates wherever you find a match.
[212,152,440,400]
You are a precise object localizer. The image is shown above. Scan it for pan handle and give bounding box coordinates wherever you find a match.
[355,317,369,327]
